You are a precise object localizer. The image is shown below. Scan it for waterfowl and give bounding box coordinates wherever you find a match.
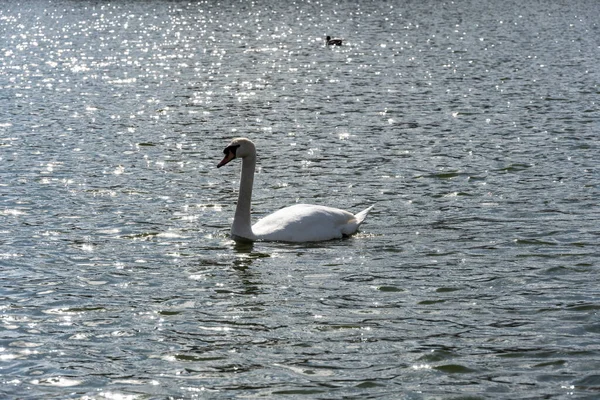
[217,138,372,242]
[326,36,343,46]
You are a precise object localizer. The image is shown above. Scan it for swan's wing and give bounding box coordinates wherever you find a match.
[252,204,369,242]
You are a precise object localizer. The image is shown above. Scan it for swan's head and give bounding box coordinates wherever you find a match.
[217,138,256,168]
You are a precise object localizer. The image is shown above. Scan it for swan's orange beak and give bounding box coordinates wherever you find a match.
[217,152,235,168]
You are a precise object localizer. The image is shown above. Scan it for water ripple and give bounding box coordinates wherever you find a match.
[1,0,599,398]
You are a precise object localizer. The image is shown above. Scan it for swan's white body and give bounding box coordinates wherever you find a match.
[217,138,373,243]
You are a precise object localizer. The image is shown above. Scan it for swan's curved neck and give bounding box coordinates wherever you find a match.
[232,154,257,240]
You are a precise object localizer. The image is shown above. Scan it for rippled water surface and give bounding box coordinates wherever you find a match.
[1,0,599,398]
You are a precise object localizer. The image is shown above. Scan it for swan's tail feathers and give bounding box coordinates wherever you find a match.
[355,205,374,226]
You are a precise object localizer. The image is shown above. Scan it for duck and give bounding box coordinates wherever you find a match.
[217,138,372,243]
[326,36,343,46]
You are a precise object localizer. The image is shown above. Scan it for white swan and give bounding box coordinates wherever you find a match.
[217,138,373,243]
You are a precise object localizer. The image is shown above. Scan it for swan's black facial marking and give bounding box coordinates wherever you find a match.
[224,144,240,157]
[217,143,241,168]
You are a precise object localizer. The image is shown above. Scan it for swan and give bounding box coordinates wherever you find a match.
[217,138,373,243]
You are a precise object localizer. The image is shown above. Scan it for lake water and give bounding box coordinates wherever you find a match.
[1,0,599,398]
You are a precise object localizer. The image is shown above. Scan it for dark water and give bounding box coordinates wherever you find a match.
[1,0,599,398]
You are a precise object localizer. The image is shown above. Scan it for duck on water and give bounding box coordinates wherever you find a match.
[326,36,343,46]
